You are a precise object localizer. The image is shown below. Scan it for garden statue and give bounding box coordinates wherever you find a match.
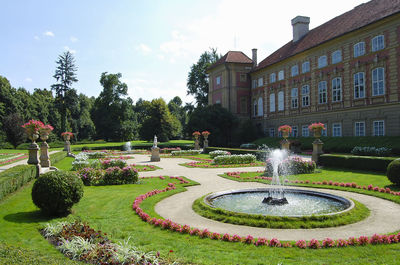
[61,132,74,157]
[39,124,54,167]
[193,131,201,150]
[151,135,160,162]
[278,125,291,151]
[309,123,325,164]
[202,131,210,149]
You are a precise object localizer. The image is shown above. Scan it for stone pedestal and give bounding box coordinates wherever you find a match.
[150,147,160,162]
[281,139,290,151]
[312,139,324,165]
[40,141,51,167]
[203,139,209,149]
[194,138,200,150]
[28,142,39,165]
[64,140,71,152]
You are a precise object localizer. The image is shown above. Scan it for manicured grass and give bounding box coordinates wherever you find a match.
[1,175,400,264]
[192,196,370,229]
[130,164,161,172]
[0,149,28,154]
[52,157,75,171]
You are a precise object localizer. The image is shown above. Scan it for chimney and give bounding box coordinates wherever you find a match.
[291,16,310,42]
[252,48,257,68]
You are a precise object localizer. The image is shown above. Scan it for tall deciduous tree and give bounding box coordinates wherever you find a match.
[91,72,137,141]
[187,48,220,107]
[168,96,187,138]
[51,51,78,133]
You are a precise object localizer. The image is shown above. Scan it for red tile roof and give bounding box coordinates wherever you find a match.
[254,0,400,72]
[208,51,253,70]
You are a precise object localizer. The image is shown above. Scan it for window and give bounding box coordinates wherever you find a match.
[372,67,385,96]
[215,100,221,104]
[216,76,221,85]
[318,81,327,104]
[240,97,247,114]
[291,65,299,77]
[318,55,327,68]
[252,79,257,88]
[269,128,275,137]
[291,88,298,108]
[257,97,263,117]
[278,91,284,111]
[240,73,247,82]
[332,77,342,102]
[373,120,385,136]
[269,93,275,112]
[354,72,365,99]
[355,121,365,136]
[278,70,284,81]
[302,125,309,137]
[258,77,263,87]
[292,126,298,137]
[354,42,365,57]
[322,127,327,136]
[301,85,310,107]
[372,35,384,52]
[270,73,276,83]
[332,123,342,137]
[332,50,342,64]
[302,61,310,73]
[253,100,257,117]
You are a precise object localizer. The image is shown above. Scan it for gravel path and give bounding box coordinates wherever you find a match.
[129,154,400,241]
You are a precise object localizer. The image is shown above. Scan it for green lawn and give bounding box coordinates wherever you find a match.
[1,168,400,264]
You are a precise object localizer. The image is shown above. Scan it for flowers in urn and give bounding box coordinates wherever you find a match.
[192,131,201,139]
[38,124,54,141]
[201,131,210,137]
[61,131,74,140]
[308,123,325,138]
[278,125,292,139]
[21,119,45,142]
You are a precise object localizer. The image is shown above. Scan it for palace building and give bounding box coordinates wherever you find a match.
[207,0,400,137]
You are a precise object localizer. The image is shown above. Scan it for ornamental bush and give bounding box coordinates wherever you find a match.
[101,158,127,169]
[171,150,202,156]
[209,150,231,159]
[213,154,256,165]
[31,171,84,216]
[76,167,104,186]
[387,159,400,185]
[265,156,316,176]
[102,166,138,185]
[351,146,391,157]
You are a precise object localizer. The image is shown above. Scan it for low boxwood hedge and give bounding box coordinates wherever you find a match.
[319,154,396,173]
[0,165,36,201]
[49,151,67,165]
[205,147,262,156]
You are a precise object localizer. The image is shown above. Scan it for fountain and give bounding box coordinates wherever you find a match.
[204,148,354,217]
[123,141,132,151]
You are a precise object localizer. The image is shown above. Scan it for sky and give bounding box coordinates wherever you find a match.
[0,0,367,105]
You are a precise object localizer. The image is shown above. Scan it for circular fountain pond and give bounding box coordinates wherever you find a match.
[205,188,354,217]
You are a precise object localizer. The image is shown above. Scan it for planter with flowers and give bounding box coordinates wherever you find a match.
[61,132,74,154]
[22,119,45,165]
[202,131,210,149]
[278,125,292,151]
[193,131,201,150]
[39,124,54,167]
[308,123,325,164]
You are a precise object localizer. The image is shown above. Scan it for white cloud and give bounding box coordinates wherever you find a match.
[43,31,54,37]
[25,77,33,83]
[34,35,40,40]
[136,43,152,55]
[64,46,76,54]
[70,36,78,42]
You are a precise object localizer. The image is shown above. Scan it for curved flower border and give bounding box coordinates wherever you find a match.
[132,176,400,249]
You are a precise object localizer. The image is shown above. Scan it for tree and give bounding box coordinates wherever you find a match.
[51,51,78,133]
[168,96,187,138]
[91,72,137,141]
[187,48,220,107]
[3,113,25,148]
[139,98,181,142]
[186,104,238,147]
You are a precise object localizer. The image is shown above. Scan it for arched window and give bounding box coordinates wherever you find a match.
[270,93,275,112]
[257,97,263,116]
[278,91,284,111]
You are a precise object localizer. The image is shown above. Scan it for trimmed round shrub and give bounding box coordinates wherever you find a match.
[32,171,84,215]
[387,159,400,185]
[102,166,138,185]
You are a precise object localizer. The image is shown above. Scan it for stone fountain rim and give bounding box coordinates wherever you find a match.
[204,187,355,217]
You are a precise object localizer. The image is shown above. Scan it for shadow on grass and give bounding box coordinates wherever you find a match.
[3,210,55,223]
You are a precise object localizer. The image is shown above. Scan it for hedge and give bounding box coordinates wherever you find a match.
[72,143,194,152]
[49,151,67,165]
[319,154,396,173]
[205,147,262,156]
[0,165,36,201]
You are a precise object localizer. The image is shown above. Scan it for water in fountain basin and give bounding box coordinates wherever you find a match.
[123,142,132,151]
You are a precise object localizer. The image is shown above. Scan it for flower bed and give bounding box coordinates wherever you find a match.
[213,154,256,165]
[265,156,316,176]
[160,147,181,154]
[0,153,28,165]
[101,158,127,169]
[209,150,231,159]
[351,146,392,157]
[41,221,166,264]
[171,150,202,156]
[181,161,264,168]
[132,178,400,249]
[76,166,138,186]
[130,164,160,171]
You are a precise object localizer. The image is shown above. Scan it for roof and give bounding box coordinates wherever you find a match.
[208,51,253,70]
[254,0,400,72]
